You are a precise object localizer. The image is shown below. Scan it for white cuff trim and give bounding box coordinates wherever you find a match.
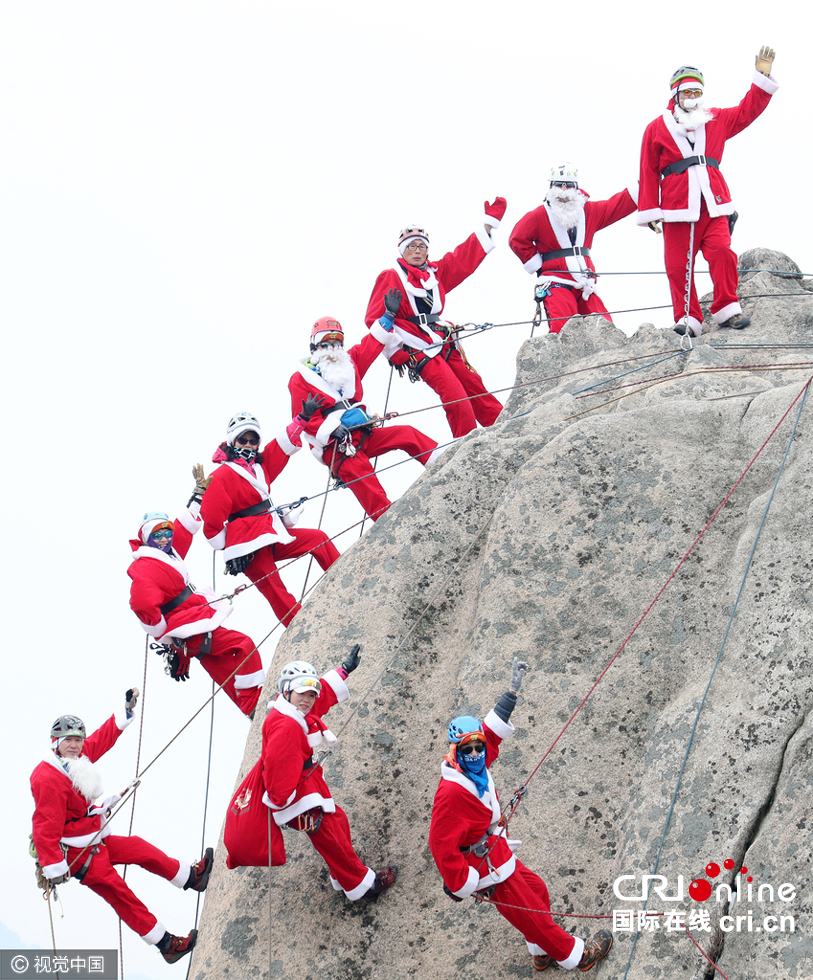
[558,935,584,969]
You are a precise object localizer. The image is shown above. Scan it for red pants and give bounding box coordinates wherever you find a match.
[185,626,264,716]
[307,806,372,899]
[542,284,612,333]
[663,211,739,329]
[419,349,502,438]
[245,527,340,626]
[69,834,185,943]
[490,860,578,963]
[326,426,438,521]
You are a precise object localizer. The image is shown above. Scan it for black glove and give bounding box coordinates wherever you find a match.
[331,424,352,444]
[167,651,191,682]
[125,689,139,711]
[341,644,361,675]
[443,883,463,903]
[300,394,324,422]
[225,553,253,575]
[384,288,402,318]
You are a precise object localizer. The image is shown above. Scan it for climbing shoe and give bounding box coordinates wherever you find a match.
[367,865,398,896]
[158,930,197,964]
[577,930,613,971]
[184,848,213,892]
[719,313,750,330]
[532,953,554,970]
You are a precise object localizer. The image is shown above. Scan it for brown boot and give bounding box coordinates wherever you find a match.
[577,930,613,971]
[184,847,213,892]
[367,865,398,896]
[719,313,751,330]
[158,930,197,965]
[532,953,553,970]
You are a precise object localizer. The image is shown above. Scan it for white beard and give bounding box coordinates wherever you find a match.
[674,104,714,131]
[313,349,356,396]
[545,188,585,230]
[65,755,104,802]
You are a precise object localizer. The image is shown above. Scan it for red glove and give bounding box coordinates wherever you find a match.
[484,197,507,222]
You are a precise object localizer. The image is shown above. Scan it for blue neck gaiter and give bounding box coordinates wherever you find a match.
[458,749,488,798]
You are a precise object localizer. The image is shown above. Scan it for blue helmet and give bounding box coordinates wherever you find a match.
[448,715,483,743]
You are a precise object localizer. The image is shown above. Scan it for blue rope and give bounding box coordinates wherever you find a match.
[621,380,810,979]
[571,350,688,395]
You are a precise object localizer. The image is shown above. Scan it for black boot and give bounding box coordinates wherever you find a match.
[157,930,197,965]
[184,847,213,892]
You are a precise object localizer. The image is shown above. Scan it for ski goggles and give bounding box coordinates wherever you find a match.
[150,529,174,541]
[291,677,322,695]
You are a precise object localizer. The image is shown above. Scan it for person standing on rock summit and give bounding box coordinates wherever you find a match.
[429,659,613,973]
[637,46,778,337]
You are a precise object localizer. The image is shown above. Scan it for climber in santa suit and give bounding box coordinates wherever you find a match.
[30,690,212,965]
[127,467,265,717]
[200,404,341,627]
[262,652,398,900]
[509,163,637,332]
[428,659,613,973]
[637,47,779,337]
[289,290,440,522]
[364,201,507,438]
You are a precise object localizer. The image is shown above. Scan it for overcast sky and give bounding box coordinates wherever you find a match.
[1,2,807,977]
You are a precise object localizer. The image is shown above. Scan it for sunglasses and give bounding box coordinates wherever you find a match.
[150,530,173,541]
[458,741,486,756]
[317,341,343,351]
[551,181,577,189]
[236,434,260,446]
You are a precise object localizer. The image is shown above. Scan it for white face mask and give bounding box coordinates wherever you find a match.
[681,96,704,110]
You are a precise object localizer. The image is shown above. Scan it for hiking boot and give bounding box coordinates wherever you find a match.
[577,930,613,971]
[532,953,554,971]
[184,848,213,892]
[367,865,398,896]
[719,313,750,330]
[158,930,197,965]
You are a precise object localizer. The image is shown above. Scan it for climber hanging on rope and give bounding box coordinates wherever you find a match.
[223,650,398,901]
[509,163,638,333]
[29,688,212,965]
[428,659,613,973]
[127,467,265,717]
[637,46,779,337]
[288,291,441,522]
[200,405,341,626]
[364,203,506,438]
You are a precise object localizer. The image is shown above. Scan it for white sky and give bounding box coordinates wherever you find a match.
[1,2,808,977]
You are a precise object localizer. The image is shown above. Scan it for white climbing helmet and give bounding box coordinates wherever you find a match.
[549,162,579,186]
[278,661,322,696]
[226,412,262,446]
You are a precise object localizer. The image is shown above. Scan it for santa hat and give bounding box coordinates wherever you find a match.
[397,225,430,257]
[138,511,174,545]
[670,66,704,95]
[310,316,344,348]
[226,411,262,446]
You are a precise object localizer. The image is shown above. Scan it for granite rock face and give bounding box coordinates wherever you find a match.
[191,252,812,980]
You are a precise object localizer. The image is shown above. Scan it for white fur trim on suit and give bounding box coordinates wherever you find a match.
[115,707,135,731]
[323,669,350,703]
[43,859,70,879]
[369,320,391,346]
[343,866,376,901]
[483,708,515,740]
[711,301,742,324]
[474,222,495,254]
[270,692,309,733]
[234,668,265,689]
[142,921,166,945]
[752,69,779,96]
[523,252,543,274]
[558,936,585,969]
[264,789,337,825]
[170,859,190,888]
[454,865,481,899]
[627,181,640,206]
[174,504,201,536]
[277,426,300,456]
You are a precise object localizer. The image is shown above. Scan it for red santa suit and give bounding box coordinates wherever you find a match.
[365,223,503,438]
[428,709,584,968]
[637,70,779,333]
[509,188,637,332]
[288,326,439,521]
[260,670,376,899]
[200,426,340,626]
[30,711,192,945]
[127,500,265,716]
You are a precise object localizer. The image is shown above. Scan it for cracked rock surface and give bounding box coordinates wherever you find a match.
[191,251,812,980]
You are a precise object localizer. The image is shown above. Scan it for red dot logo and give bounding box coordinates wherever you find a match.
[705,862,720,877]
[689,879,712,902]
[724,859,735,870]
[741,866,748,875]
